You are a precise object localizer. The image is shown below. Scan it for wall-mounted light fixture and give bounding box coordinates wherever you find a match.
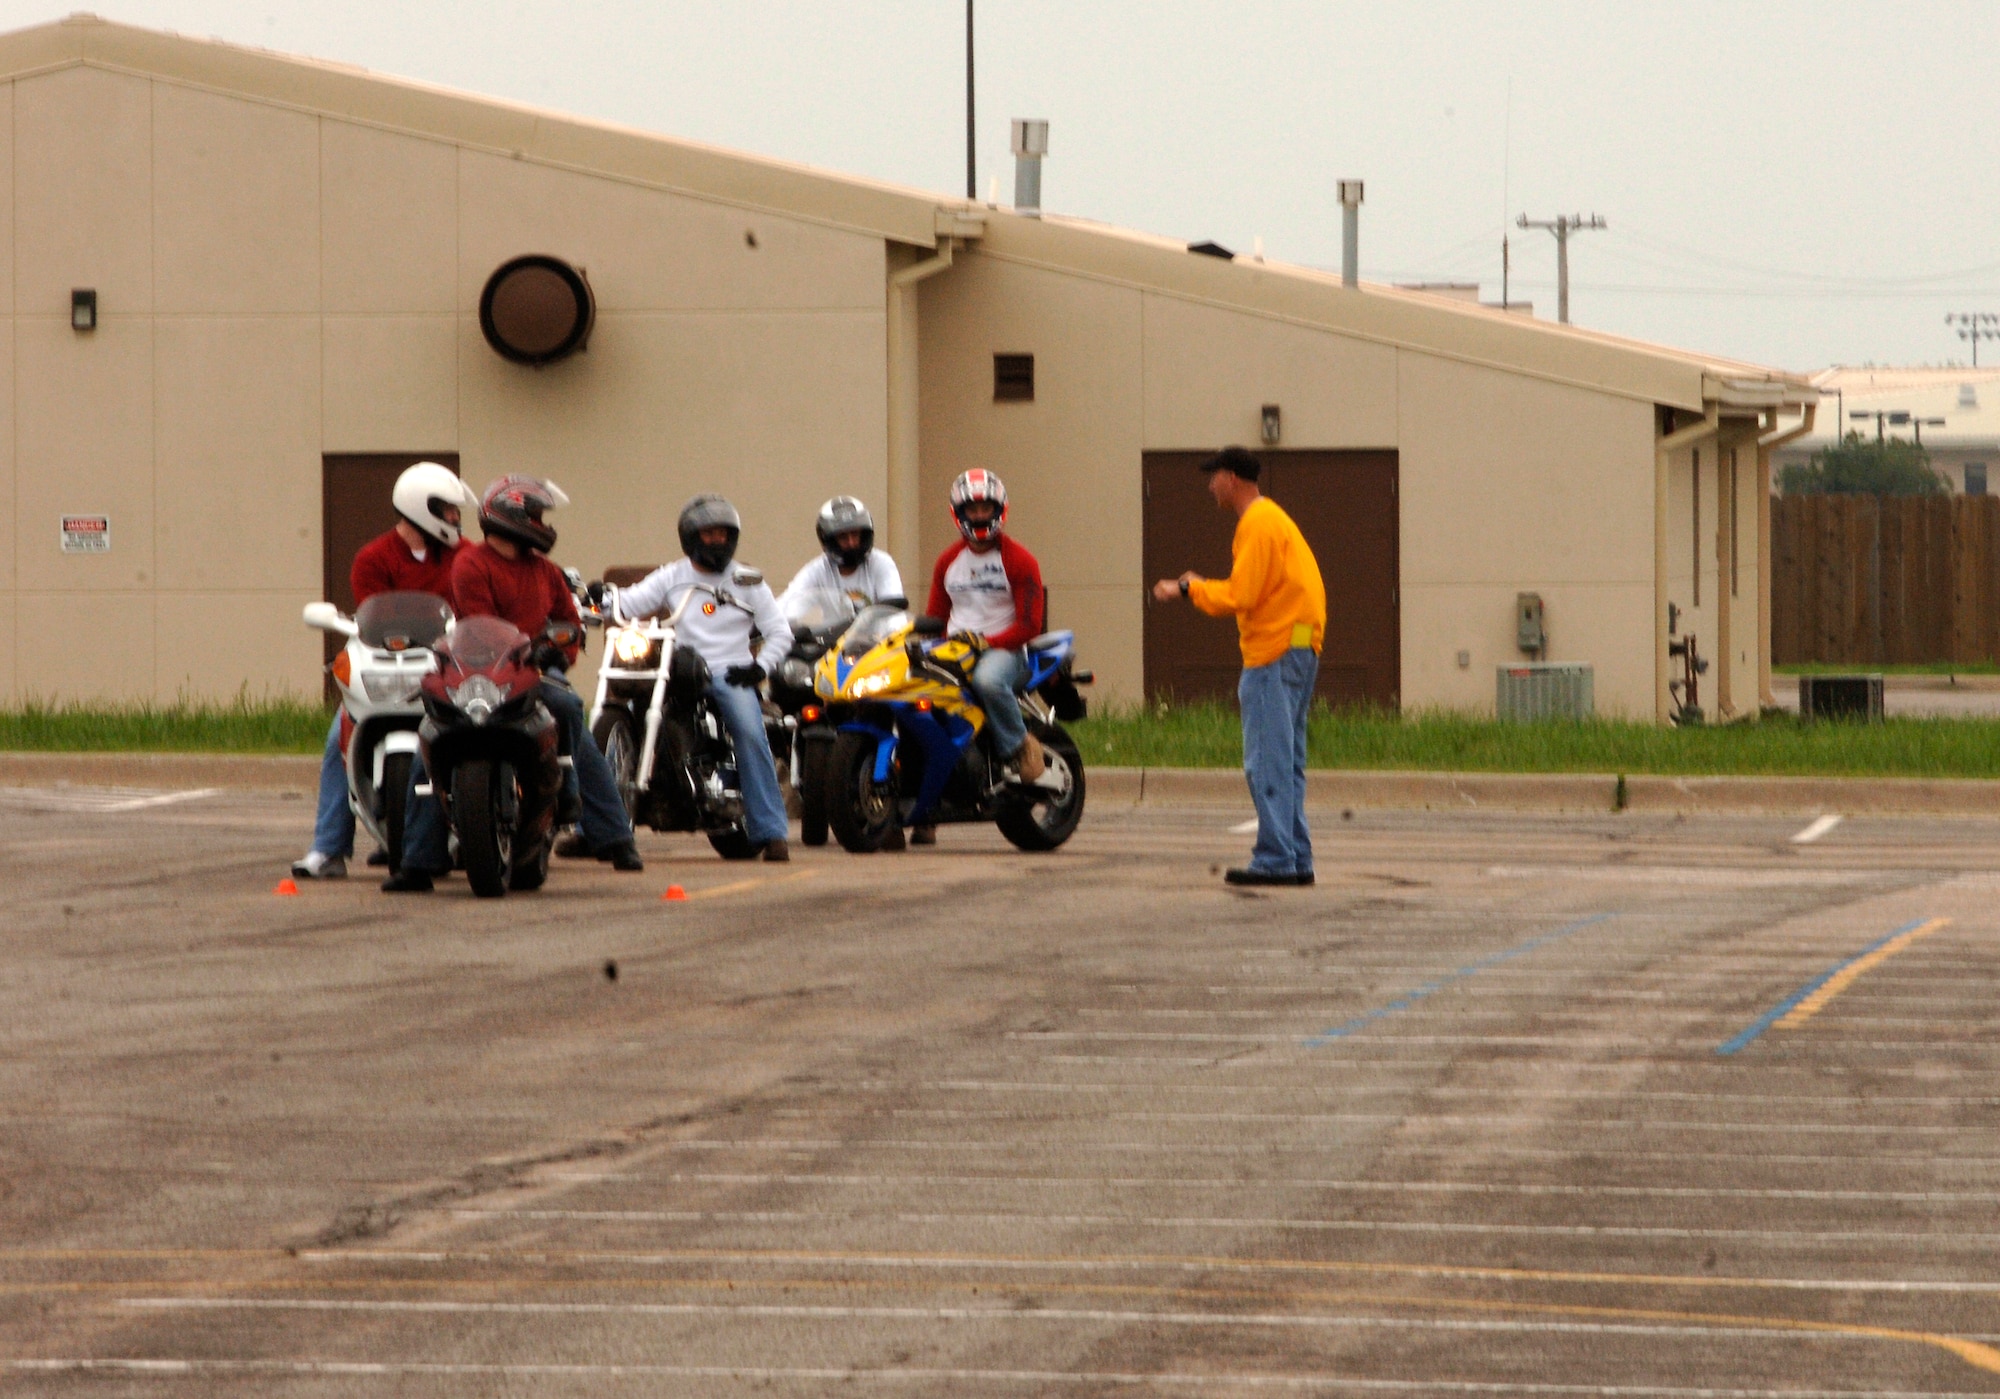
[478,255,594,366]
[71,288,97,332]
[1260,403,1282,445]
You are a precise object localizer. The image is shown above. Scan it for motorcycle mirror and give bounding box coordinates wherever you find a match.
[563,566,584,590]
[303,601,358,637]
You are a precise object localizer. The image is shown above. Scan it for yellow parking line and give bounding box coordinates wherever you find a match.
[1776,917,1951,1031]
[685,869,818,902]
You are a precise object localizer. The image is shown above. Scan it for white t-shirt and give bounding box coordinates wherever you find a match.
[780,551,905,614]
[943,546,1016,638]
[614,558,791,674]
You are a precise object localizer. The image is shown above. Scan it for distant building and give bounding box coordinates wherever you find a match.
[1776,366,2000,495]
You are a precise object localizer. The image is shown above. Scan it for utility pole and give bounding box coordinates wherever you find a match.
[965,1,975,200]
[1946,311,2000,367]
[1517,212,1606,324]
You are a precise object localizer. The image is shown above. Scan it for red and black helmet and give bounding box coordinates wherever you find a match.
[479,475,567,554]
[949,469,1008,545]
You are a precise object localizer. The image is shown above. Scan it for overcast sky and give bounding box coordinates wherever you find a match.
[11,1,1999,373]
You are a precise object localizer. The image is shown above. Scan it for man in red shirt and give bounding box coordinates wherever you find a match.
[922,470,1046,844]
[384,476,642,890]
[291,462,472,880]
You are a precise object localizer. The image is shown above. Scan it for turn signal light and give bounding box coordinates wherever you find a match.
[330,650,352,687]
[800,705,821,722]
[915,698,932,712]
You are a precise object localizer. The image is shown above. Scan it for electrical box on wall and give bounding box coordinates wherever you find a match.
[1515,592,1545,657]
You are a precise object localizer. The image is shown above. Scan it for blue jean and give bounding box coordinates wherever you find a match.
[310,711,356,858]
[969,647,1028,760]
[401,676,634,873]
[708,678,788,846]
[1239,647,1318,876]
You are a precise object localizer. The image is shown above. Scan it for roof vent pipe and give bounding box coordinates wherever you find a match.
[1338,179,1364,288]
[1012,119,1048,218]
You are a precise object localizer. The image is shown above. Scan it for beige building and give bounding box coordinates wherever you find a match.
[0,16,1813,722]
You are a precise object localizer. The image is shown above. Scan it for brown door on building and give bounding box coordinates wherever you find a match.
[1142,449,1399,710]
[321,453,461,694]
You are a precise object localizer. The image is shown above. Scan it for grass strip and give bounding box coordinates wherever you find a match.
[1071,703,2000,779]
[0,696,330,754]
[1775,661,2000,676]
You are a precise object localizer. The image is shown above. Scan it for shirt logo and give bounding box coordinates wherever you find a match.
[702,602,717,615]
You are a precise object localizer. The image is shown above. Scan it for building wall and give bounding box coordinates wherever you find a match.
[918,246,1661,715]
[4,65,888,703]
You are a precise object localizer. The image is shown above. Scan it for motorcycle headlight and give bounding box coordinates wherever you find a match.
[448,675,508,725]
[611,628,654,664]
[851,672,892,698]
[780,658,812,689]
[361,672,422,704]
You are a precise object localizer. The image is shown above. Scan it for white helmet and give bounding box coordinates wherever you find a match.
[393,462,476,548]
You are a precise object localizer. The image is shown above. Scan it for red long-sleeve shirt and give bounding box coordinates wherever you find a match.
[349,529,458,605]
[450,542,584,666]
[926,536,1045,651]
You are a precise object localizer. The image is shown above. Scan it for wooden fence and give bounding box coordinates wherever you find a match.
[1771,494,2000,665]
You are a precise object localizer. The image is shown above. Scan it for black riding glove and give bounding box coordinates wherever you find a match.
[724,663,765,687]
[585,580,607,607]
[531,642,568,673]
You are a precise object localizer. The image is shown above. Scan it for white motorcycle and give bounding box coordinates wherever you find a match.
[303,591,454,873]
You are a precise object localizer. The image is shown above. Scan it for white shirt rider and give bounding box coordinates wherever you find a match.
[614,557,790,676]
[941,545,1016,637]
[780,549,905,614]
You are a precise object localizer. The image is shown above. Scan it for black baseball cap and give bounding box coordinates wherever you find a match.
[1199,446,1261,482]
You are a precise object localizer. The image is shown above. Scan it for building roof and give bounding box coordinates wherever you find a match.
[11,13,1815,417]
[1786,371,2000,453]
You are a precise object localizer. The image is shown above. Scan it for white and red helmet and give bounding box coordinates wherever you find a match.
[949,469,1008,545]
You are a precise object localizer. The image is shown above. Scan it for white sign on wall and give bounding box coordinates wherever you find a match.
[60,515,110,553]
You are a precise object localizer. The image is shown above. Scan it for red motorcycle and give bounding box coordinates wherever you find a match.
[417,614,575,897]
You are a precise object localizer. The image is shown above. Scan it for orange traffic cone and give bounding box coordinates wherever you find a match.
[274,878,300,896]
[661,884,686,902]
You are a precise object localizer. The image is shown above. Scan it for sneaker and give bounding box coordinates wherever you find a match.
[1017,734,1046,783]
[881,825,906,852]
[555,832,595,860]
[910,824,937,846]
[1224,867,1296,887]
[761,838,790,863]
[601,840,645,872]
[291,851,347,880]
[380,869,435,893]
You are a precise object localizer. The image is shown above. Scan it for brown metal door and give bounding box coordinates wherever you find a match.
[321,453,461,695]
[1143,449,1400,710]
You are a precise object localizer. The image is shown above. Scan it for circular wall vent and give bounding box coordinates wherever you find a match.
[479,255,595,366]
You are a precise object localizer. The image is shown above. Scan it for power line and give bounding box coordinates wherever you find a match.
[1517,213,1605,324]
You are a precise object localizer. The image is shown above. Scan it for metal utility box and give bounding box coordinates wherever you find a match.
[1798,674,1884,722]
[1497,663,1594,721]
[1515,592,1546,655]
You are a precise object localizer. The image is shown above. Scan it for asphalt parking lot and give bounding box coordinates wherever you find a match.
[3,782,1998,1395]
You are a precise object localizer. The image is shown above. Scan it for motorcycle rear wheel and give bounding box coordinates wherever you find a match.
[995,722,1086,852]
[380,751,411,878]
[798,734,831,847]
[455,759,514,898]
[828,729,898,854]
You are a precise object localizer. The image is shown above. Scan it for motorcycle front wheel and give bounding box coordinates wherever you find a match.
[380,751,411,878]
[995,722,1086,852]
[828,730,899,854]
[454,759,514,898]
[591,707,641,822]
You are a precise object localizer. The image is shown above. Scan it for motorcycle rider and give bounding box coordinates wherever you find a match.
[383,475,643,892]
[291,461,474,880]
[923,469,1048,843]
[779,496,905,611]
[612,494,793,862]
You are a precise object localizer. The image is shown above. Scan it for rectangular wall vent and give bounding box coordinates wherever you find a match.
[993,353,1035,402]
[1496,663,1594,721]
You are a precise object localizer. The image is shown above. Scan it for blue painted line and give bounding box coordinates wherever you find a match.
[1303,913,1615,1048]
[1715,918,1929,1057]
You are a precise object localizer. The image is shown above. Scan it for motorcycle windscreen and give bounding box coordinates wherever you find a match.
[838,604,911,659]
[356,591,454,651]
[441,614,530,672]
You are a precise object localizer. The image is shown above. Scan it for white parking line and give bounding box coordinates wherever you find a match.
[766,1107,1975,1135]
[1792,814,1845,844]
[1229,818,1260,834]
[0,786,218,814]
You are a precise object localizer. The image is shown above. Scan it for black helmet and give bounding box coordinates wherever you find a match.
[479,475,567,554]
[678,494,742,573]
[815,496,875,571]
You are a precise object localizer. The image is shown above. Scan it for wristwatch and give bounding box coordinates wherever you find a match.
[1177,578,1191,599]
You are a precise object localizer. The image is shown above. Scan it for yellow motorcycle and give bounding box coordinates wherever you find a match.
[813,604,1090,852]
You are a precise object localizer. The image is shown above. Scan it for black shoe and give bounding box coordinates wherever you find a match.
[381,869,435,893]
[1293,871,1316,886]
[910,825,937,847]
[880,825,906,852]
[555,832,595,860]
[1224,867,1296,887]
[761,838,790,863]
[365,848,390,868]
[600,840,644,872]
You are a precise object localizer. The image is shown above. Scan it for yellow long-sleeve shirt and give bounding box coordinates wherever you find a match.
[1188,496,1326,668]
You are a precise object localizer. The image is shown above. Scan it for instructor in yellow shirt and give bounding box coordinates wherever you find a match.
[1152,447,1326,886]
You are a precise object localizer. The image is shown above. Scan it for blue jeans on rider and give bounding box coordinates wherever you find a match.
[969,647,1028,761]
[708,677,788,847]
[310,711,355,858]
[399,675,634,874]
[1239,646,1318,878]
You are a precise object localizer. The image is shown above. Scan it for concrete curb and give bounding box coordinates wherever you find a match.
[2,752,1996,817]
